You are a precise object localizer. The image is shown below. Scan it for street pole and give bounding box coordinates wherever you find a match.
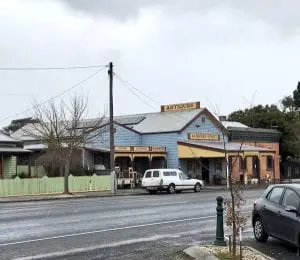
[213,196,226,246]
[108,62,116,194]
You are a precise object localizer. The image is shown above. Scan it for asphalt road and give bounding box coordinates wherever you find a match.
[0,189,293,260]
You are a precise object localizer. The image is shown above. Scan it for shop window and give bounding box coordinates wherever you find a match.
[228,157,233,171]
[239,157,244,171]
[267,156,273,170]
[239,157,247,171]
[187,160,195,173]
[295,167,300,177]
[215,159,222,172]
[17,154,29,165]
[94,154,104,165]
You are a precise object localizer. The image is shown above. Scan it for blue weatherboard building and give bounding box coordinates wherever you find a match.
[12,101,281,185]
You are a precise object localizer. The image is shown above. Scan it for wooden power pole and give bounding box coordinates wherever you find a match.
[108,62,116,194]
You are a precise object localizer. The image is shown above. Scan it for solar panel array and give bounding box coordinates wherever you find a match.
[115,115,145,125]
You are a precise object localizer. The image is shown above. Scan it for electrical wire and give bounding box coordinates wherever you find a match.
[115,74,162,112]
[114,73,161,106]
[0,65,107,71]
[114,73,246,176]
[0,67,106,124]
[114,73,187,124]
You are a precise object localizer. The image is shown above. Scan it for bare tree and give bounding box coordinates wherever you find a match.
[208,102,248,259]
[27,95,105,193]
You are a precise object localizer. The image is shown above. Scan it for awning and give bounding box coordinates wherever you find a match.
[243,151,260,157]
[151,153,167,159]
[114,153,133,160]
[0,147,32,153]
[178,144,225,158]
[133,153,151,159]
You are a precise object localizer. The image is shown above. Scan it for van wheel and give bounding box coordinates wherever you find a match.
[194,183,201,192]
[253,218,268,242]
[168,184,176,194]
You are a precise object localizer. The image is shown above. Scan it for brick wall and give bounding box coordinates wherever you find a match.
[233,141,280,181]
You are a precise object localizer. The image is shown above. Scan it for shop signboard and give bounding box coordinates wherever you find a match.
[115,146,131,152]
[133,146,150,152]
[151,146,166,152]
[188,133,220,141]
[161,101,200,112]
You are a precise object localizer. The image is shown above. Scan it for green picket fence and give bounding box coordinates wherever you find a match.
[0,174,111,197]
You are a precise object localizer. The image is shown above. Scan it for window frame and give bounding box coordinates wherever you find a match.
[215,159,222,172]
[152,170,160,178]
[281,188,300,210]
[163,171,171,177]
[144,171,152,178]
[266,186,285,205]
[266,156,274,171]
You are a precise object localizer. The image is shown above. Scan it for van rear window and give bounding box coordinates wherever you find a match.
[153,171,160,177]
[171,171,177,176]
[163,172,171,176]
[145,171,152,178]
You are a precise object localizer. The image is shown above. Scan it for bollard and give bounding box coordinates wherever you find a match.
[213,196,226,246]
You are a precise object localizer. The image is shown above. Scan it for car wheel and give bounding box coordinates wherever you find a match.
[168,184,176,194]
[253,218,268,242]
[194,183,201,192]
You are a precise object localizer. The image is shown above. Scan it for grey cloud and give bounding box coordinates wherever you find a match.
[59,0,300,32]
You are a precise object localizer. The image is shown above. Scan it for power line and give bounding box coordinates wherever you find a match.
[114,73,158,111]
[114,73,189,124]
[0,67,106,124]
[0,65,107,71]
[114,73,161,106]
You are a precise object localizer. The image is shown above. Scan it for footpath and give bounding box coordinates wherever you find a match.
[0,185,267,203]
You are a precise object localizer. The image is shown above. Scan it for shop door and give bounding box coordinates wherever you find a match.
[0,158,2,177]
[253,157,260,180]
[202,158,210,184]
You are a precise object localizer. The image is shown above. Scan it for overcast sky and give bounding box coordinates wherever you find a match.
[0,0,300,127]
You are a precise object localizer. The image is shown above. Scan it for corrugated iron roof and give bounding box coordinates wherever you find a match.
[228,126,281,134]
[222,121,248,129]
[179,140,273,152]
[0,147,31,153]
[0,132,21,143]
[130,109,204,133]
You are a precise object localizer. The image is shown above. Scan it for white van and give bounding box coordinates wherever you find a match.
[141,168,204,194]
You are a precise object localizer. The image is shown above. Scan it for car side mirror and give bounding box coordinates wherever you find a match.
[285,206,298,213]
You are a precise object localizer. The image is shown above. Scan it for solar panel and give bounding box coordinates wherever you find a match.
[115,115,145,125]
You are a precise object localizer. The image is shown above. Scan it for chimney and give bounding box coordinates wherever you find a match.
[219,116,227,121]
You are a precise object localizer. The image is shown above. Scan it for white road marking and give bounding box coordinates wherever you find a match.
[12,234,184,260]
[0,216,215,247]
[0,210,253,247]
[13,227,255,260]
[150,201,187,206]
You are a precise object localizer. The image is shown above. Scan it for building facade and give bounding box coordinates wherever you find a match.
[11,101,281,184]
[85,101,281,184]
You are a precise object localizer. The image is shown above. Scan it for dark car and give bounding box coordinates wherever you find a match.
[252,184,300,250]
